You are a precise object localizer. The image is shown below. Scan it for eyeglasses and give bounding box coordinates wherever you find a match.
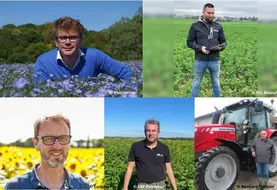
[37,135,71,145]
[55,35,80,43]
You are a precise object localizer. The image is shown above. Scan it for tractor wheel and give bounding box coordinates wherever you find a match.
[269,136,277,177]
[195,146,239,190]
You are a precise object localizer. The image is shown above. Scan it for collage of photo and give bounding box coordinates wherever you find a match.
[0,0,277,190]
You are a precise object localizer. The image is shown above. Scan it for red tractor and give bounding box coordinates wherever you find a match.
[195,99,277,190]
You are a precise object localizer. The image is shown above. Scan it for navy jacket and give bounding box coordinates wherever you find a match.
[4,163,90,189]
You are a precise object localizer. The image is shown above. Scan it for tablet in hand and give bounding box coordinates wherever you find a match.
[209,43,226,50]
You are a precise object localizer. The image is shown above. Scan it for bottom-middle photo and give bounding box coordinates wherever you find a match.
[104,98,195,190]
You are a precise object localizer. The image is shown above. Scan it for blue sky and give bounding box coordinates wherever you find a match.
[0,1,142,31]
[105,98,195,138]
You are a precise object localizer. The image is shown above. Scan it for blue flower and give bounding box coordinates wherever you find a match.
[84,92,94,97]
[12,78,29,89]
[0,61,142,97]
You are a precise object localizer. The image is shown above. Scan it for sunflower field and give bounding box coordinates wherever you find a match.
[0,146,104,189]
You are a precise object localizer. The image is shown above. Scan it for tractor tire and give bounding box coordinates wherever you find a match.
[269,136,277,177]
[195,146,239,190]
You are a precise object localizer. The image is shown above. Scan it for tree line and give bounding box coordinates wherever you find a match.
[105,137,194,140]
[176,15,258,21]
[0,7,142,64]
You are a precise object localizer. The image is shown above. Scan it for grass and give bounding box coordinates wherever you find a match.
[143,17,174,97]
[258,22,277,96]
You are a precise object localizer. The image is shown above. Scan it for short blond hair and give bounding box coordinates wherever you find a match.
[53,16,85,38]
[34,114,71,137]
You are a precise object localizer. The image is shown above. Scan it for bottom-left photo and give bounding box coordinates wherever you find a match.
[0,98,104,190]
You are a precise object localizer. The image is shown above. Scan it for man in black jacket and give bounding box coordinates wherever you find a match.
[187,3,226,97]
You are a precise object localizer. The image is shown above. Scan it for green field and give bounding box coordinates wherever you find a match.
[174,19,257,97]
[258,22,277,96]
[143,17,174,97]
[104,138,194,190]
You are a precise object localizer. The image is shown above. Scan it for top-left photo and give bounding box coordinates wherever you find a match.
[0,1,142,97]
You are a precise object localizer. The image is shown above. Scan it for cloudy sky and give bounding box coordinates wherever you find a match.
[174,0,257,18]
[143,0,277,20]
[195,98,277,118]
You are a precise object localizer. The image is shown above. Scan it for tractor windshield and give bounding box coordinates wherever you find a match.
[223,107,247,126]
[246,105,268,144]
[223,107,247,141]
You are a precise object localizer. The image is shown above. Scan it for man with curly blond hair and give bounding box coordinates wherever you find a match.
[33,16,132,82]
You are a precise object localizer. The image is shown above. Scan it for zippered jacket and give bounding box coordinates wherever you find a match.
[251,138,276,164]
[187,16,227,61]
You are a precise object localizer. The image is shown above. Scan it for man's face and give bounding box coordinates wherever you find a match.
[260,131,267,140]
[145,124,159,143]
[33,121,70,168]
[55,29,82,57]
[202,7,215,23]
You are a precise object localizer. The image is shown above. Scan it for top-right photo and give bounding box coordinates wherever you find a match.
[174,0,257,97]
[257,1,277,97]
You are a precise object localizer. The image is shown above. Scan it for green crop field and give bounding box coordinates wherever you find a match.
[258,22,277,96]
[174,18,257,97]
[104,137,194,190]
[143,17,174,97]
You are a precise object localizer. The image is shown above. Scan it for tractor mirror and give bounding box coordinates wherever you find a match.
[255,101,263,112]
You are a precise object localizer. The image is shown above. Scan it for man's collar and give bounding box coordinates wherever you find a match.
[30,163,73,189]
[56,48,85,70]
[143,139,159,149]
[199,15,216,23]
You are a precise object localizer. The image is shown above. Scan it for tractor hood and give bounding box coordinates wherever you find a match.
[195,123,235,130]
[195,123,236,153]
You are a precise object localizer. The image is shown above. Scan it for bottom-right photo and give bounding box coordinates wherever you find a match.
[194,98,277,190]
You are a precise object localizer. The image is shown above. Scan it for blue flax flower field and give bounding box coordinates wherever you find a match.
[0,62,142,97]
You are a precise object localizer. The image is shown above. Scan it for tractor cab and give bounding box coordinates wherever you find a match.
[213,99,272,147]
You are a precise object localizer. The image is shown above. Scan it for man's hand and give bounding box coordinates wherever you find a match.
[252,152,256,157]
[165,163,177,190]
[201,46,210,54]
[123,161,135,190]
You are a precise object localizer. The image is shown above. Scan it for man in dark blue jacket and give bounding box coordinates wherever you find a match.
[4,114,90,189]
[33,16,133,82]
[187,3,226,97]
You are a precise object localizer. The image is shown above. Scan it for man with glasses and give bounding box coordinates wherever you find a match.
[4,114,90,189]
[33,16,132,82]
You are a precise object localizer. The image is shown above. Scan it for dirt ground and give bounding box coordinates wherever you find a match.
[232,171,277,190]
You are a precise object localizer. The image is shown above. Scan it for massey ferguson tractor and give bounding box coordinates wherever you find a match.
[195,99,277,190]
